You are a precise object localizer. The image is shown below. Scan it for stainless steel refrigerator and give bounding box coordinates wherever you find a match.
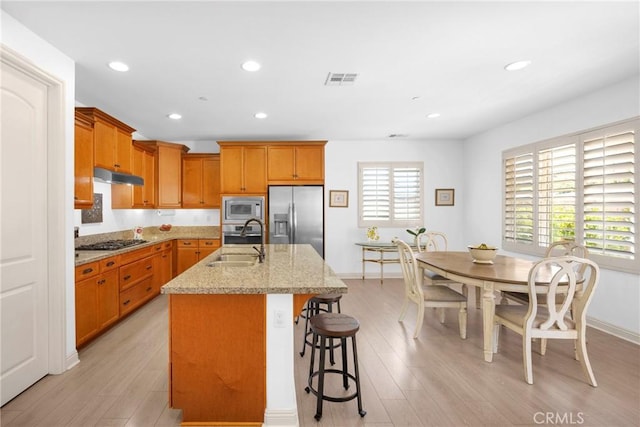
[268,186,324,257]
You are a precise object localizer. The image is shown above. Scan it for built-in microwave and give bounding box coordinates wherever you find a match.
[222,196,265,223]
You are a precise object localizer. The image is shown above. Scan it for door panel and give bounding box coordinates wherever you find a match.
[1,61,49,405]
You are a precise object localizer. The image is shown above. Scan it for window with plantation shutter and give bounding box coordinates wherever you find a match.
[358,162,423,228]
[504,152,534,245]
[583,130,635,260]
[503,118,639,273]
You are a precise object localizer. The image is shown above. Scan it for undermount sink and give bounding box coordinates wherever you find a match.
[207,253,259,267]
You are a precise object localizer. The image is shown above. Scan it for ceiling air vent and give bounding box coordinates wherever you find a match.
[388,134,409,138]
[325,72,358,86]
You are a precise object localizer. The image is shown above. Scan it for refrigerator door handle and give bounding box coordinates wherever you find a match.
[291,202,296,244]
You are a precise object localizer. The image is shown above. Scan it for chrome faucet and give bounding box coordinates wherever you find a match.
[241,217,266,263]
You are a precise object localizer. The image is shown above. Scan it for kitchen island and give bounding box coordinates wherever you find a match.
[161,244,347,426]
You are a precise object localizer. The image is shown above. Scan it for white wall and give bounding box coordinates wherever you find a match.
[324,139,465,277]
[1,10,77,364]
[462,76,640,339]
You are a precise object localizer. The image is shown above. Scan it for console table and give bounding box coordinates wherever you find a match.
[355,241,416,284]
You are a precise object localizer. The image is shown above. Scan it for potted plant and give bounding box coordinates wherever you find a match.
[406,227,426,247]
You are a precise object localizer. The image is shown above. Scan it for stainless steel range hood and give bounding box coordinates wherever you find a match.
[93,167,144,186]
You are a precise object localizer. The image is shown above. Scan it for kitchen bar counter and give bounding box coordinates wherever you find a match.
[161,244,347,295]
[163,244,346,426]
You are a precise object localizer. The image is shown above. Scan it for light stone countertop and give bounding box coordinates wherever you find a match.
[161,244,348,295]
[74,226,219,266]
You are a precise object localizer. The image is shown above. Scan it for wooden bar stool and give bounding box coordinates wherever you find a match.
[299,293,342,363]
[305,312,366,421]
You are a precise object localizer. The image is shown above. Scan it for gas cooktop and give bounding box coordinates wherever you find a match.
[76,239,148,251]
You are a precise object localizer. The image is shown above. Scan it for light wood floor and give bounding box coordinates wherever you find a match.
[2,279,639,426]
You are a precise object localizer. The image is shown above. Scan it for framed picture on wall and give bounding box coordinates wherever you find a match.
[329,190,349,207]
[435,188,455,206]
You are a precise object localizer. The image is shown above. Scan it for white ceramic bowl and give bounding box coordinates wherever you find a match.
[468,245,498,264]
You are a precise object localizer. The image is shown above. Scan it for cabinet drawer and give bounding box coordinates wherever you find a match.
[99,256,119,272]
[118,245,153,265]
[119,256,154,291]
[75,261,100,280]
[199,239,219,249]
[177,239,198,248]
[120,277,155,316]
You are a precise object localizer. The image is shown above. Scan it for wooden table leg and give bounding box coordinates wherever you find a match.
[481,281,496,362]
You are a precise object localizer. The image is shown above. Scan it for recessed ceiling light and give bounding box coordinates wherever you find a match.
[254,112,268,119]
[198,96,208,101]
[108,61,129,72]
[242,60,261,72]
[426,113,441,119]
[167,113,182,120]
[411,96,421,101]
[504,60,531,71]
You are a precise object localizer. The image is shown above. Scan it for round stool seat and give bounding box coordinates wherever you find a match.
[311,293,343,304]
[310,313,359,338]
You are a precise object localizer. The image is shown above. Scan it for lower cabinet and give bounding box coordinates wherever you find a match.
[153,241,174,293]
[119,248,155,316]
[75,257,120,347]
[176,239,220,275]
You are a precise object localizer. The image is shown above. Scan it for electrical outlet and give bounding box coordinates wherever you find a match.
[274,310,286,328]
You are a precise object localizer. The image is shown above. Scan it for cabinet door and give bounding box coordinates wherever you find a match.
[97,269,120,329]
[75,276,99,347]
[220,146,244,193]
[198,239,219,260]
[294,146,324,181]
[202,156,220,207]
[131,146,145,207]
[243,146,267,193]
[267,146,296,181]
[182,156,203,208]
[115,128,133,173]
[74,118,94,208]
[93,120,116,171]
[142,149,155,207]
[157,145,183,208]
[177,247,199,275]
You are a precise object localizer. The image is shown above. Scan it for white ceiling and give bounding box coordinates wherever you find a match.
[2,1,639,142]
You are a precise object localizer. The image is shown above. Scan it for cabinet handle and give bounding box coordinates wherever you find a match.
[146,265,152,270]
[74,196,79,200]
[123,275,131,281]
[155,246,162,251]
[146,286,152,292]
[97,279,106,285]
[123,299,130,306]
[204,242,213,246]
[82,267,94,275]
[106,261,115,267]
[183,242,192,246]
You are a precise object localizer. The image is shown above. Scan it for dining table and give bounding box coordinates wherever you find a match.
[416,251,550,362]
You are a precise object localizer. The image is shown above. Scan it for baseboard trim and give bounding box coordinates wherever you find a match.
[262,408,298,427]
[587,316,640,345]
[65,350,80,371]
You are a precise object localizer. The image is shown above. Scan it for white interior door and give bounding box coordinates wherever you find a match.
[1,57,49,406]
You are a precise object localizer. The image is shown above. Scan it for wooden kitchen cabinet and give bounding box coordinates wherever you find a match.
[176,239,220,275]
[267,142,326,184]
[182,154,220,208]
[76,107,135,174]
[75,256,120,347]
[134,140,190,208]
[218,142,267,194]
[74,110,94,208]
[152,241,174,293]
[112,143,156,209]
[119,247,155,317]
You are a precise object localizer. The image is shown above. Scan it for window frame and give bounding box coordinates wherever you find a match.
[358,161,424,228]
[502,117,640,273]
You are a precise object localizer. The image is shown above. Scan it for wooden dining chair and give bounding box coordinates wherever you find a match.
[394,239,467,339]
[501,240,589,354]
[415,231,477,308]
[492,255,600,386]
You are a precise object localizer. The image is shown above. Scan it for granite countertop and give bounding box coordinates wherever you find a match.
[161,244,348,295]
[75,226,219,266]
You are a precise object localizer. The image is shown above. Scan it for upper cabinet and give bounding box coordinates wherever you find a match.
[182,154,220,208]
[135,140,190,208]
[111,142,156,209]
[218,142,267,194]
[76,107,135,174]
[267,141,326,184]
[74,111,94,208]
